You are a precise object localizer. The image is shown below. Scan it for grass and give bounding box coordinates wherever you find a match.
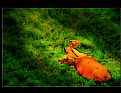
[3,8,120,86]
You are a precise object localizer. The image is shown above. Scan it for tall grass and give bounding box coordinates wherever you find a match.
[3,8,120,86]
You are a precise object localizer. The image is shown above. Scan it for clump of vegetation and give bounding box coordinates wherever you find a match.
[3,8,120,86]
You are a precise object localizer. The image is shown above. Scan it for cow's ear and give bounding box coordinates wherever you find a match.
[68,55,71,60]
[68,54,72,59]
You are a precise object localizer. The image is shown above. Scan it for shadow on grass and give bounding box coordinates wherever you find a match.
[3,9,50,86]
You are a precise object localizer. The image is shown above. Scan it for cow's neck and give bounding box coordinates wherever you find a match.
[69,44,74,50]
[69,44,79,57]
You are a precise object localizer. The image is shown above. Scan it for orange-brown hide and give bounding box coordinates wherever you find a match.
[65,40,87,57]
[58,54,111,82]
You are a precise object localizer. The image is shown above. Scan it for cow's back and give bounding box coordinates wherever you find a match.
[75,56,111,81]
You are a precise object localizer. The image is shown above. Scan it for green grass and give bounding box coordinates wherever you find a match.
[3,8,120,86]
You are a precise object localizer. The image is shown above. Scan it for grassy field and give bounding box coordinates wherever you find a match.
[3,8,120,86]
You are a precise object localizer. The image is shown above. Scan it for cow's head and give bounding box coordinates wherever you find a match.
[58,54,75,65]
[70,40,80,47]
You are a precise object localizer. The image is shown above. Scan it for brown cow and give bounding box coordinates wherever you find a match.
[58,54,111,82]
